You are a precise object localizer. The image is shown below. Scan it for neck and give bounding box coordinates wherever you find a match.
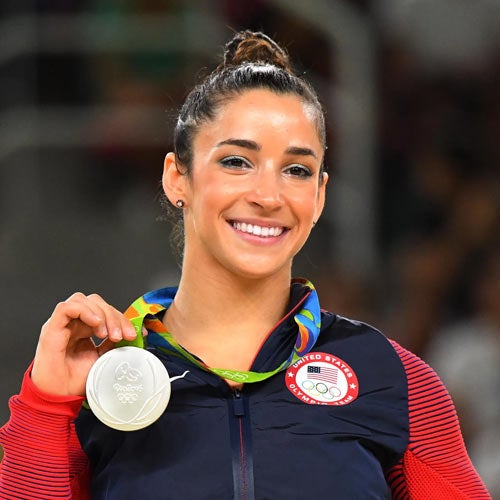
[163,262,292,370]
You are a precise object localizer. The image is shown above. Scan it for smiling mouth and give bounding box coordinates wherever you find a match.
[231,221,286,237]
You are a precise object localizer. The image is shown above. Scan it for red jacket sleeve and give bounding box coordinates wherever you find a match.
[386,340,491,499]
[0,365,91,500]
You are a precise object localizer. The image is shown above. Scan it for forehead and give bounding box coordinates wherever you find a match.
[194,89,323,151]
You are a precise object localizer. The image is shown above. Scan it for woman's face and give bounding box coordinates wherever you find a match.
[166,89,327,281]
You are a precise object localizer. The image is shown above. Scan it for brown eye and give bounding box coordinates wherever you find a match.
[284,164,312,178]
[220,156,251,169]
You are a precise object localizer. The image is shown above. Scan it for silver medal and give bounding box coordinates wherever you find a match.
[86,346,187,431]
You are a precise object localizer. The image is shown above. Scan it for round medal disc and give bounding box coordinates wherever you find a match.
[86,346,171,431]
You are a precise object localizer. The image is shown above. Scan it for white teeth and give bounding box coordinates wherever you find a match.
[232,222,284,237]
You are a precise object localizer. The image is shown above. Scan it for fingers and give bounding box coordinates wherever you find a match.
[84,293,137,343]
[33,292,143,397]
[44,292,137,344]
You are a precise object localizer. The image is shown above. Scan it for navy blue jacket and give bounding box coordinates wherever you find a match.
[76,284,408,499]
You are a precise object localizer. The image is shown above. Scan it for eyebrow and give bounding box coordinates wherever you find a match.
[216,139,260,150]
[285,146,317,160]
[216,139,318,159]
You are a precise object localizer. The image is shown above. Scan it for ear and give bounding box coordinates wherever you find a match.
[162,152,189,206]
[313,172,329,223]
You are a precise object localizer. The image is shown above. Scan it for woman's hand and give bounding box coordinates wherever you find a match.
[31,293,137,397]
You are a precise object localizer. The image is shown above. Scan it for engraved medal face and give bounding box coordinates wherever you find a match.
[86,346,171,431]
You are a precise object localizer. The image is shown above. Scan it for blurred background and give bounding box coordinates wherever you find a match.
[1,0,499,493]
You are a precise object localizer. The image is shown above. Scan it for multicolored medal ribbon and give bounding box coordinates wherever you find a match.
[123,278,322,384]
[86,279,320,431]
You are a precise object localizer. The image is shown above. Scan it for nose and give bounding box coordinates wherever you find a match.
[246,166,283,210]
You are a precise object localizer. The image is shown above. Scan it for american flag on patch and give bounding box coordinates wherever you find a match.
[307,365,338,384]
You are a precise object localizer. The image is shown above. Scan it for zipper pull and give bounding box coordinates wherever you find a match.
[233,389,245,417]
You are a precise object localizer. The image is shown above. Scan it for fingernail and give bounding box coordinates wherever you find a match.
[111,327,122,341]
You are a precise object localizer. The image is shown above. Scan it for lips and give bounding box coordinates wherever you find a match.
[231,221,286,237]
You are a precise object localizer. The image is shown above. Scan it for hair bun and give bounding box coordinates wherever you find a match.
[221,30,292,72]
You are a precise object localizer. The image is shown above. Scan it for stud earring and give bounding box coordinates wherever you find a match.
[175,199,185,208]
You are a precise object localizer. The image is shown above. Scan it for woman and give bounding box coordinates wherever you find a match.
[0,31,490,499]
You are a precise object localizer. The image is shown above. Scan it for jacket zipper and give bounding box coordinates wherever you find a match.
[229,389,255,500]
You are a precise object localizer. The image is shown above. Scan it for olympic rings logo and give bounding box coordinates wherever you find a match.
[300,380,342,399]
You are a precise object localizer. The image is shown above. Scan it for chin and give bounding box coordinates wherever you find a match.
[226,259,292,282]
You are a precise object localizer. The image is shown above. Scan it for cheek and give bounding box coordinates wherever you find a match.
[290,187,321,215]
[190,171,219,204]
[194,175,247,212]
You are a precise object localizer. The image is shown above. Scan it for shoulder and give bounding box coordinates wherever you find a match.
[387,339,463,455]
[388,338,450,402]
[320,313,443,389]
[317,312,409,412]
[319,311,405,369]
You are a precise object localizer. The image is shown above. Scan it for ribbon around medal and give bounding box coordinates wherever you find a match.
[86,316,187,432]
[86,279,321,430]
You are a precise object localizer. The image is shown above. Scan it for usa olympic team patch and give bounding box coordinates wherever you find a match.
[285,352,359,406]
